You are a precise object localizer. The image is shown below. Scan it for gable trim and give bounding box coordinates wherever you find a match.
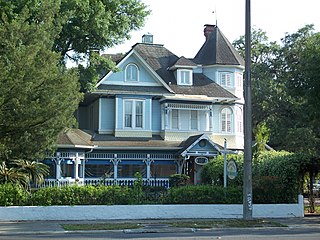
[96,50,174,93]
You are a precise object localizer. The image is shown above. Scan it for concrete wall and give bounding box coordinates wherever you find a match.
[0,196,304,221]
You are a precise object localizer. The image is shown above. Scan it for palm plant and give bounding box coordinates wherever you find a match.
[0,162,28,187]
[13,160,49,188]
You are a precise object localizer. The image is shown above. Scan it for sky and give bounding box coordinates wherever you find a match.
[106,0,320,58]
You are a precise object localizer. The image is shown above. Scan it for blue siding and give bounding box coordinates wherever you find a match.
[152,100,161,132]
[106,55,162,86]
[100,98,115,131]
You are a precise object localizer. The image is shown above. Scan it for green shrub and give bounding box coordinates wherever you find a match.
[0,183,28,206]
[165,185,242,204]
[169,174,190,187]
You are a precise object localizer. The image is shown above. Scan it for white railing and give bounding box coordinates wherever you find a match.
[40,178,170,188]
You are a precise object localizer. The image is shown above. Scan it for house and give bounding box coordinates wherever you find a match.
[43,24,244,188]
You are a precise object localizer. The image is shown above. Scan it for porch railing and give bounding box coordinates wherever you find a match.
[39,178,170,188]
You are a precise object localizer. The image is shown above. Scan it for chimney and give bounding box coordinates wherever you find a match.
[204,24,215,41]
[142,33,153,44]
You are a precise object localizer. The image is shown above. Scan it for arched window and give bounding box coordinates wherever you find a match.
[221,108,232,133]
[125,63,139,81]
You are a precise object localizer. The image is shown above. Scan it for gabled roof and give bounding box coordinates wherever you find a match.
[193,25,244,66]
[169,56,197,70]
[133,43,238,99]
[178,134,222,157]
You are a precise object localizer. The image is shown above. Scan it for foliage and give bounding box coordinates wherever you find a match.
[165,185,242,204]
[0,183,28,206]
[0,162,28,187]
[201,154,243,187]
[13,160,49,188]
[0,2,82,160]
[168,174,190,187]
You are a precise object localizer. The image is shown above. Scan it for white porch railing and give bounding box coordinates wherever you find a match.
[40,178,170,188]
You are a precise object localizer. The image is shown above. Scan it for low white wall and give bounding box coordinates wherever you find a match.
[0,195,304,221]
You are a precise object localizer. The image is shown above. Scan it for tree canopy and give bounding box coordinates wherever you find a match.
[0,0,149,161]
[233,25,320,156]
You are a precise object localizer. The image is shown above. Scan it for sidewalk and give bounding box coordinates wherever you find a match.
[0,217,319,236]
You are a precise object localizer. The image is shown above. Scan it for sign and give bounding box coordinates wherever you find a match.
[195,157,208,165]
[227,159,237,179]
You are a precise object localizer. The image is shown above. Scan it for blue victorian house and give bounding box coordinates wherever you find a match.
[44,24,244,187]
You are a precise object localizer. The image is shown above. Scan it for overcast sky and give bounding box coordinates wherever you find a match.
[106,0,320,58]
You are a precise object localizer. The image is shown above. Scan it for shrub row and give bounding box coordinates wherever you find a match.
[0,183,297,206]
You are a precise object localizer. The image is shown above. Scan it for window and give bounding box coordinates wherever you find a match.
[236,72,243,88]
[221,108,232,133]
[124,100,144,128]
[125,63,139,81]
[220,72,232,87]
[190,110,198,130]
[177,69,192,85]
[171,109,179,129]
[236,107,243,133]
[118,164,146,178]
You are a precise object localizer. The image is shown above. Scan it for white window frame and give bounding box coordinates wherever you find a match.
[220,107,232,133]
[177,69,192,85]
[171,109,179,129]
[190,110,198,130]
[219,72,232,87]
[125,63,139,82]
[236,107,243,133]
[123,99,144,129]
[236,72,243,88]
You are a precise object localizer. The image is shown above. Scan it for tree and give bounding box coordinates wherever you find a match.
[13,160,49,188]
[0,2,82,160]
[0,0,149,160]
[1,0,150,92]
[0,162,28,187]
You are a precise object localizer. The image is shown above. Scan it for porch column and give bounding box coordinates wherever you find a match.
[73,153,80,179]
[110,154,121,179]
[55,159,62,179]
[143,154,154,179]
[176,156,188,174]
[164,103,170,130]
[209,106,213,131]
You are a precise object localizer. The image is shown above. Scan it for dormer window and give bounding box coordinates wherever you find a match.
[125,63,139,82]
[177,69,192,85]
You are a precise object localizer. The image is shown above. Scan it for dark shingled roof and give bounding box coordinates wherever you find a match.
[101,53,125,64]
[171,56,197,68]
[97,85,171,95]
[193,25,244,66]
[133,44,237,99]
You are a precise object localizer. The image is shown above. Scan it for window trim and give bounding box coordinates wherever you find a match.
[190,110,198,130]
[220,107,233,133]
[177,69,192,86]
[125,63,139,82]
[123,99,144,129]
[219,72,232,87]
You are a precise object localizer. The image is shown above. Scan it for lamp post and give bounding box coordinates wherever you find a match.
[243,0,253,220]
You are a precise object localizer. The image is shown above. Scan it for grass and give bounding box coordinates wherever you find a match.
[62,222,141,231]
[61,219,285,231]
[304,205,320,214]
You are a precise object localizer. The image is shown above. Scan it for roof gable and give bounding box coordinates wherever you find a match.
[194,25,244,66]
[96,49,173,93]
[179,134,222,157]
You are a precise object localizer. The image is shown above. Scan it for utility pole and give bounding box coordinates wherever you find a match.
[243,0,253,220]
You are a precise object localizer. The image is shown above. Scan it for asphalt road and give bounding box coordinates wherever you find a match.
[0,217,319,240]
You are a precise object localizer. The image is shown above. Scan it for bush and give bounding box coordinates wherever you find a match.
[165,185,242,204]
[0,183,28,206]
[169,174,190,187]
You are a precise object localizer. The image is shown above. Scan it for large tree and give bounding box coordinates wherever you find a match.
[0,1,82,160]
[0,0,149,160]
[1,0,150,92]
